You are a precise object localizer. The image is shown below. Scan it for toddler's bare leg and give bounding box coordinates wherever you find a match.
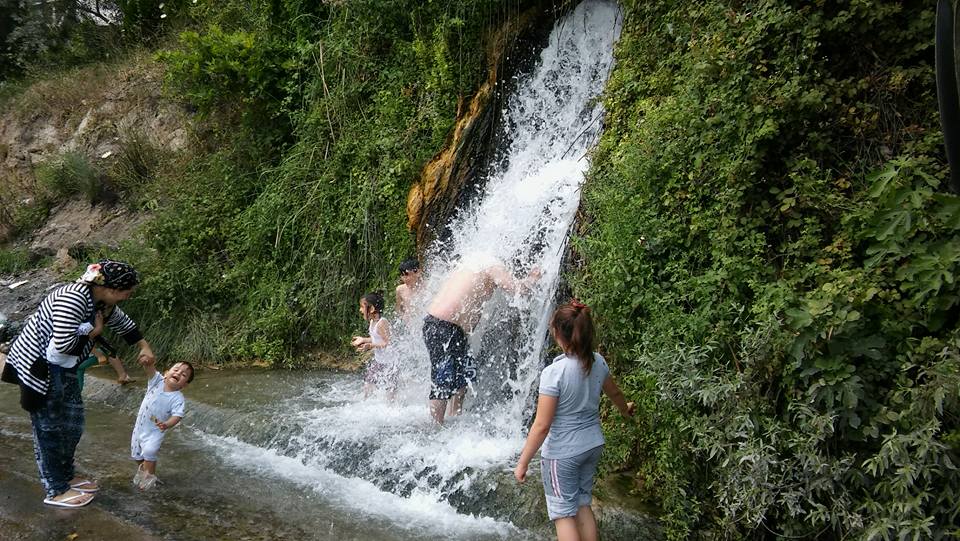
[554,517,580,541]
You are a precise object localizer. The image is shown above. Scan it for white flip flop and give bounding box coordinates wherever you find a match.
[43,489,94,508]
[70,479,100,493]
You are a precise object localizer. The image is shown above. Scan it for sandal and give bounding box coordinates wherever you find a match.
[43,489,94,508]
[117,375,135,385]
[70,478,100,493]
[137,472,158,491]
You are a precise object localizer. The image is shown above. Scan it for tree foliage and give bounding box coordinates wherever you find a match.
[578,1,960,538]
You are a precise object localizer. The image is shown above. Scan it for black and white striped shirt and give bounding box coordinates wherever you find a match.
[6,282,142,395]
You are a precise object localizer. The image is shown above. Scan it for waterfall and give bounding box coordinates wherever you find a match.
[187,1,623,536]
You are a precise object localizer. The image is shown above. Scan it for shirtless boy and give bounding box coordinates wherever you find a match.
[423,262,540,424]
[395,259,422,325]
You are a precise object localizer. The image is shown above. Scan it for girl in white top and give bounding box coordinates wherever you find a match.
[351,291,398,400]
[514,301,635,541]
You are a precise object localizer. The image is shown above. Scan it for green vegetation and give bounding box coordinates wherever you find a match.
[0,0,125,79]
[2,1,956,537]
[579,1,959,538]
[36,151,106,204]
[0,247,35,275]
[109,0,509,364]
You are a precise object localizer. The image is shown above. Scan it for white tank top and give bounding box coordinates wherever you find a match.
[369,317,389,363]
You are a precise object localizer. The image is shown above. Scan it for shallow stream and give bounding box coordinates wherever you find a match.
[1,368,542,540]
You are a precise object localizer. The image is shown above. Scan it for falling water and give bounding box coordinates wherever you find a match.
[187,1,623,537]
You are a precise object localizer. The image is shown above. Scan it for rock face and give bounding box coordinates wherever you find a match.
[25,199,149,258]
[406,6,548,250]
[0,55,190,242]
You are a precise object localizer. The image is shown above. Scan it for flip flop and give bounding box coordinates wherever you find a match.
[43,489,94,508]
[117,376,136,385]
[70,479,100,493]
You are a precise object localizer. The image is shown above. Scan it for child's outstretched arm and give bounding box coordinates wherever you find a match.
[351,335,371,350]
[139,354,158,380]
[155,415,182,431]
[602,376,636,417]
[514,394,558,483]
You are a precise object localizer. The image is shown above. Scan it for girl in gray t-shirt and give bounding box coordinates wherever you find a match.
[514,301,635,541]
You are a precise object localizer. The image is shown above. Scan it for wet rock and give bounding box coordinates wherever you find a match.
[406,5,549,250]
[0,267,61,343]
[445,467,663,541]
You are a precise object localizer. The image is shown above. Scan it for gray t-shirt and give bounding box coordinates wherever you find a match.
[539,352,609,459]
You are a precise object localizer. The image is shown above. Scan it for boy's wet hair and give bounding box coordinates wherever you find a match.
[362,291,386,314]
[175,361,196,383]
[398,259,420,275]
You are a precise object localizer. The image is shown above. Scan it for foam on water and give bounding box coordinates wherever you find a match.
[199,432,519,539]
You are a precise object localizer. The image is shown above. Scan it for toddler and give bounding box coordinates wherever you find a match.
[131,357,193,489]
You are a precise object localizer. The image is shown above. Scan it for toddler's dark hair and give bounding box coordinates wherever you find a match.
[176,361,196,383]
[550,301,595,373]
[362,291,386,314]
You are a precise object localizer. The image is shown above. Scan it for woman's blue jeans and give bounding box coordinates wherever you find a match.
[29,363,84,498]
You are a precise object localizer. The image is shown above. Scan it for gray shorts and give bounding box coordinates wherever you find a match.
[540,445,603,520]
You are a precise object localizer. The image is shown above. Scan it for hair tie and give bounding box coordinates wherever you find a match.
[570,299,588,311]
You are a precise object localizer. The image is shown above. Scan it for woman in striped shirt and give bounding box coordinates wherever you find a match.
[1,260,156,508]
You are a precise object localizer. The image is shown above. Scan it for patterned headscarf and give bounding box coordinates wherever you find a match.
[78,259,140,291]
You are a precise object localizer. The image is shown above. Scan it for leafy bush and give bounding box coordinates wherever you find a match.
[577,1,959,538]
[1,1,119,77]
[116,0,192,38]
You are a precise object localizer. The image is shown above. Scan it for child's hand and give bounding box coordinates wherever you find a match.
[155,419,168,430]
[351,336,365,348]
[90,311,105,338]
[138,354,155,367]
[514,462,528,483]
[625,401,636,417]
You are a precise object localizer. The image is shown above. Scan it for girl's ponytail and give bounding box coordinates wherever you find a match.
[550,300,596,373]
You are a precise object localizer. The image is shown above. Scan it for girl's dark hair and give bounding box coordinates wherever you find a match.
[361,291,385,314]
[550,301,595,373]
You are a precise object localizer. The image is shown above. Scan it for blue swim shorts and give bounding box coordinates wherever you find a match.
[422,315,474,400]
